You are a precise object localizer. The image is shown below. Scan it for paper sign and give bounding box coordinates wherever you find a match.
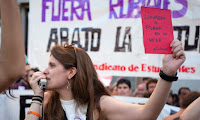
[141,7,174,54]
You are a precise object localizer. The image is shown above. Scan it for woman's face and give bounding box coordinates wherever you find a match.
[43,55,69,91]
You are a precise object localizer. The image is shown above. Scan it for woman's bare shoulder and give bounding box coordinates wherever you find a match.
[98,96,143,119]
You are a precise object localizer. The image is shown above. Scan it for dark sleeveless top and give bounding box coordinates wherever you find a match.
[63,104,90,120]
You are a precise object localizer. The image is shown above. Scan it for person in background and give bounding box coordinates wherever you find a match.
[116,78,132,96]
[166,91,174,106]
[164,92,200,120]
[25,39,185,120]
[172,93,179,106]
[110,83,118,95]
[12,77,31,90]
[144,79,157,97]
[27,67,40,83]
[24,63,30,81]
[0,0,25,92]
[12,62,31,90]
[142,77,152,84]
[133,83,146,97]
[175,87,191,107]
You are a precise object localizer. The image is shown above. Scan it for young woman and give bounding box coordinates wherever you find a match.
[26,40,185,120]
[0,0,25,92]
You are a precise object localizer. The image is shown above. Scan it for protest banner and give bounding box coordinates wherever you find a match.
[28,0,200,79]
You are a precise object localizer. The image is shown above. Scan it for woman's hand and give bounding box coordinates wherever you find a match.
[162,39,186,75]
[29,72,46,96]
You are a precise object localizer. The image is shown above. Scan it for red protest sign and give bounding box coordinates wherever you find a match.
[141,7,174,54]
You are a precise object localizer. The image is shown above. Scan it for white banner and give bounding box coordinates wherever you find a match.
[0,90,179,120]
[28,0,200,79]
[114,96,180,120]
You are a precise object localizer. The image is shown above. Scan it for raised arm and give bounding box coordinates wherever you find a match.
[100,40,185,120]
[0,0,25,92]
[143,39,185,119]
[180,97,200,120]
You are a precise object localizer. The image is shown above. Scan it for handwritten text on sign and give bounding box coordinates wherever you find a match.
[141,7,174,54]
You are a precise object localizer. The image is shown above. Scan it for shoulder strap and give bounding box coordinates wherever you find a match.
[63,109,68,120]
[86,103,90,120]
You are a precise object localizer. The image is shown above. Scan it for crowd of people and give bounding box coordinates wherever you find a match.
[110,77,194,107]
[108,77,200,119]
[1,0,200,120]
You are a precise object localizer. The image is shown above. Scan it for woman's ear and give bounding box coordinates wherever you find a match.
[67,67,77,79]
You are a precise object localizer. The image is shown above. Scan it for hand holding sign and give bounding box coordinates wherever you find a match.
[141,7,174,54]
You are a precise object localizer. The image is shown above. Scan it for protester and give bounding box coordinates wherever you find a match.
[0,0,25,92]
[116,78,132,96]
[133,83,146,97]
[172,93,179,106]
[25,39,185,120]
[12,77,31,90]
[176,87,191,107]
[12,67,40,90]
[12,63,31,90]
[24,63,31,81]
[27,67,40,83]
[110,83,118,96]
[142,77,152,84]
[164,92,200,120]
[144,79,158,98]
[166,91,174,105]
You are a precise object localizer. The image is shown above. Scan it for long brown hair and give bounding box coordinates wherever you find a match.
[44,45,110,120]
